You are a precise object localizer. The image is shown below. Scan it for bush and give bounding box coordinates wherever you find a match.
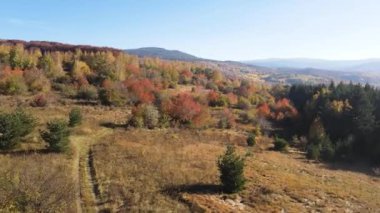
[247,133,256,147]
[238,110,256,124]
[0,109,36,150]
[0,76,27,95]
[306,144,320,160]
[76,85,98,100]
[69,107,82,127]
[129,105,160,129]
[159,113,171,128]
[218,109,236,129]
[143,105,160,129]
[130,116,144,128]
[206,82,218,90]
[237,97,251,110]
[218,117,231,129]
[24,69,51,93]
[320,138,335,161]
[273,137,288,151]
[98,87,127,106]
[30,94,48,107]
[290,135,308,150]
[53,83,77,98]
[218,145,246,193]
[335,135,354,160]
[41,119,70,153]
[254,125,262,137]
[209,95,228,107]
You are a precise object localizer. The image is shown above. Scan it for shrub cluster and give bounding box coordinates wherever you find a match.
[129,104,160,129]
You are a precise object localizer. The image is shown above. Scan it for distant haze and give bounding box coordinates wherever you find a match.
[244,58,380,72]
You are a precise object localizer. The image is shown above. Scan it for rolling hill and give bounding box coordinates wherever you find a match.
[125,47,201,61]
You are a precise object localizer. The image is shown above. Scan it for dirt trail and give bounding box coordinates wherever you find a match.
[71,128,113,213]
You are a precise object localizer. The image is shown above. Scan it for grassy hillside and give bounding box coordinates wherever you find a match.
[0,97,378,212]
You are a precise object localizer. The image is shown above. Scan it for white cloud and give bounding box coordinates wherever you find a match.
[8,18,44,26]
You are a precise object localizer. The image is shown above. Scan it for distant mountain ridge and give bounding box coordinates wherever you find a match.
[0,39,121,53]
[243,58,380,72]
[125,47,201,61]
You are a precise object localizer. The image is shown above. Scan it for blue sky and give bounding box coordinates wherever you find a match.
[1,0,380,60]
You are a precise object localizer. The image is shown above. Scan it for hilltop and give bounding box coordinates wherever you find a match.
[125,47,201,61]
[0,39,121,53]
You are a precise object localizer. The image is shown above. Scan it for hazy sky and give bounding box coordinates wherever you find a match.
[1,0,380,61]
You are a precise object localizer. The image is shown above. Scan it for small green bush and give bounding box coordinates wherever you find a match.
[320,138,335,161]
[218,145,246,193]
[76,85,98,100]
[246,133,256,147]
[41,119,70,153]
[306,144,320,160]
[98,87,127,106]
[54,83,77,98]
[273,137,288,151]
[0,109,36,150]
[69,107,82,127]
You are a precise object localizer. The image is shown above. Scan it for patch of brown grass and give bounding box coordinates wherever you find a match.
[0,96,379,212]
[0,154,76,212]
[91,128,235,212]
[92,128,380,212]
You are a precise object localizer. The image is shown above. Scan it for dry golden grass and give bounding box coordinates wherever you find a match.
[0,95,379,212]
[91,128,380,212]
[0,154,76,212]
[91,128,234,212]
[240,149,380,212]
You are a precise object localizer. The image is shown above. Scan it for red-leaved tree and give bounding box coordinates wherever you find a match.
[164,93,203,124]
[124,78,156,104]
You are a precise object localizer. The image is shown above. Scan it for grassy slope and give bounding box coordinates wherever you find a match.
[0,96,379,212]
[92,128,380,212]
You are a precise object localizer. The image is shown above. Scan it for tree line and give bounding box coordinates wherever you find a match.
[281,82,380,163]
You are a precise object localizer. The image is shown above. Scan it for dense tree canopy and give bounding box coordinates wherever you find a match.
[284,83,380,163]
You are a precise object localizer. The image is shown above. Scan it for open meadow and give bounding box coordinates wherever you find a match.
[0,97,379,212]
